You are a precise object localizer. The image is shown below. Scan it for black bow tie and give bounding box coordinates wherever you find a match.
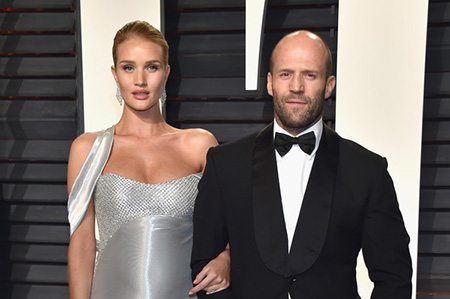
[274,132,316,157]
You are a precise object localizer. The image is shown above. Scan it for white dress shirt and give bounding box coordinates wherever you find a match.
[273,118,323,251]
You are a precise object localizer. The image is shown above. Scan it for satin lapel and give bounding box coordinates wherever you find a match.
[252,123,289,276]
[287,125,339,275]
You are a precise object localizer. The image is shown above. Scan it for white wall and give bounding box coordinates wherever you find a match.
[80,0,162,133]
[336,1,429,297]
[245,0,266,90]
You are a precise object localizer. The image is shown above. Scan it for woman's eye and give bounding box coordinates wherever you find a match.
[147,65,158,71]
[123,66,133,72]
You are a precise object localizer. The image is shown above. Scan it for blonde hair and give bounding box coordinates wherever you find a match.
[112,20,169,66]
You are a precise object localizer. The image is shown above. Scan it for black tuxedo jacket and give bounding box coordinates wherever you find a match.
[191,123,412,299]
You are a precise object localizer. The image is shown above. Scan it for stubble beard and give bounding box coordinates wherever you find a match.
[273,88,326,134]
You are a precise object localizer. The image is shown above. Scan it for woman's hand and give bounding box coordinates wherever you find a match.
[189,247,230,296]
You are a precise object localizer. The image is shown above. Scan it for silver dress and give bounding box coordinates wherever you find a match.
[68,127,201,298]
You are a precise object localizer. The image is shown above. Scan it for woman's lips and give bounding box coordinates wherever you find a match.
[132,91,150,100]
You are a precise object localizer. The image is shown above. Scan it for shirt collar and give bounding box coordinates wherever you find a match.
[273,118,323,157]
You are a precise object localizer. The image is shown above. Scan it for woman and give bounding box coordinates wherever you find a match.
[67,20,229,298]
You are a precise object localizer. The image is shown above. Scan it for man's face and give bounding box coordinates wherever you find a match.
[267,33,335,135]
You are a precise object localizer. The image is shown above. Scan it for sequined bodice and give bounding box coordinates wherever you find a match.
[94,172,200,256]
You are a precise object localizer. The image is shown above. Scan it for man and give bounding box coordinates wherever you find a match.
[191,30,412,298]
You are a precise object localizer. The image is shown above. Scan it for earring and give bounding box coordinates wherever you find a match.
[116,85,123,106]
[159,87,167,107]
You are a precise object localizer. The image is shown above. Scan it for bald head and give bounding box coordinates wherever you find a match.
[270,30,333,77]
[267,29,336,134]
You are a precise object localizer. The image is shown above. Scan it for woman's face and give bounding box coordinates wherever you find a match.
[112,37,170,111]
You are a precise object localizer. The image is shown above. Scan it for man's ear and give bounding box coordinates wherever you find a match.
[267,72,273,96]
[325,75,336,99]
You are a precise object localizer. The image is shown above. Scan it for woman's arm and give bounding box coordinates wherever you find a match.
[68,200,96,298]
[189,245,230,296]
[187,129,232,296]
[67,134,98,299]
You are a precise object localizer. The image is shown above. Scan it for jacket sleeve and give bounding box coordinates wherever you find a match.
[191,147,235,298]
[362,158,413,298]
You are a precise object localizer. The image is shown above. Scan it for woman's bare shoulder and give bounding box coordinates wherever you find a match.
[71,132,98,151]
[175,128,218,171]
[180,128,218,150]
